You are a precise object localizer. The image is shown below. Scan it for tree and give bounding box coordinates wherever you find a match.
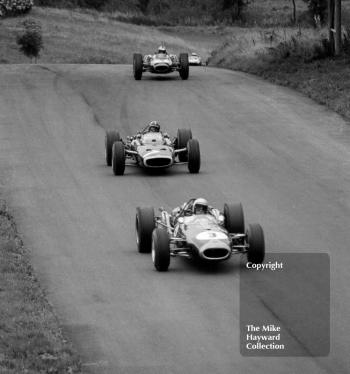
[222,0,246,22]
[17,19,43,63]
[303,0,328,24]
[137,0,150,14]
[291,0,296,24]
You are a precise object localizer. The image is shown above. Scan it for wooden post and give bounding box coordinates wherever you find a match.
[328,0,335,54]
[334,0,342,55]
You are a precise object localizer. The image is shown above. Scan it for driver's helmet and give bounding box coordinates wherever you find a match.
[158,46,167,54]
[193,198,208,215]
[149,121,160,132]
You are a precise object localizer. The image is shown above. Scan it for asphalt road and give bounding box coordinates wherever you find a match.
[0,64,349,374]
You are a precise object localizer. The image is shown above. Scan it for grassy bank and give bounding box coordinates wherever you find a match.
[209,26,350,121]
[0,7,223,63]
[0,201,82,374]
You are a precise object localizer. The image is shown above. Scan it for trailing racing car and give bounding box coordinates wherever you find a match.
[135,198,265,271]
[133,45,189,80]
[188,52,202,66]
[105,121,200,175]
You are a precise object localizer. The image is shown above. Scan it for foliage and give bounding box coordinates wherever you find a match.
[0,0,33,16]
[302,0,328,24]
[16,19,43,62]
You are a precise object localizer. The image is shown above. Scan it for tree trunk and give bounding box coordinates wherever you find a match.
[335,0,342,55]
[328,0,335,54]
[291,0,296,24]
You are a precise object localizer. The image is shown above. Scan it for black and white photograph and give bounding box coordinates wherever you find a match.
[0,1,349,373]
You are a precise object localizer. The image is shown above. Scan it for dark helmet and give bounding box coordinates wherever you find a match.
[149,121,160,132]
[193,198,208,215]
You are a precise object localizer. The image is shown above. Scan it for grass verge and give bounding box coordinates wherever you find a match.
[0,7,224,63]
[209,26,350,122]
[0,200,82,374]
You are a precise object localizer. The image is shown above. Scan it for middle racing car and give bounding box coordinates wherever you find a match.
[105,121,200,175]
[135,198,265,271]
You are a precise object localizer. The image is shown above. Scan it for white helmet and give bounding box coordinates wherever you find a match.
[193,198,208,214]
[158,45,167,54]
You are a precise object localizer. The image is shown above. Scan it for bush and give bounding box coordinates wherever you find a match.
[16,19,43,62]
[0,0,33,16]
[269,35,334,63]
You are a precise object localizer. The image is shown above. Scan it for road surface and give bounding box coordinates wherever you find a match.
[0,64,349,373]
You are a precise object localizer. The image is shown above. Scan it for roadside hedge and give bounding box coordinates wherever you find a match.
[0,0,34,16]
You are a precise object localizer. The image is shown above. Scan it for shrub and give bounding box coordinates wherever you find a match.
[16,19,43,62]
[0,0,34,16]
[269,35,334,63]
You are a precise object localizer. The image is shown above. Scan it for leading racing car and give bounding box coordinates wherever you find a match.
[135,198,265,271]
[133,45,189,80]
[105,121,200,175]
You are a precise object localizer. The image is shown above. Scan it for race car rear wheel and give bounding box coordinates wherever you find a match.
[224,203,245,233]
[133,53,143,80]
[247,223,265,264]
[152,228,170,271]
[187,139,200,174]
[105,130,121,166]
[112,141,126,175]
[179,53,189,80]
[136,207,155,253]
[176,128,192,162]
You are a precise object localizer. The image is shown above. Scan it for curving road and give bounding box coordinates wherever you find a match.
[0,64,350,374]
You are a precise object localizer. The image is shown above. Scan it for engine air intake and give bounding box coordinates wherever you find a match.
[203,248,230,259]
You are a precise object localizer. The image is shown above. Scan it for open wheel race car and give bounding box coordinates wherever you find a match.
[105,125,200,175]
[133,45,189,80]
[135,199,265,272]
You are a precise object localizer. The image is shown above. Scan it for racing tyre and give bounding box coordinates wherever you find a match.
[152,228,170,271]
[133,53,143,80]
[179,53,189,80]
[136,207,155,253]
[246,223,265,264]
[112,141,126,175]
[224,203,245,233]
[176,128,192,162]
[187,139,200,174]
[105,130,121,166]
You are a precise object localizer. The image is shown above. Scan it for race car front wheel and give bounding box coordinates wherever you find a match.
[187,139,200,174]
[152,228,170,271]
[246,223,265,264]
[224,203,245,234]
[179,53,189,80]
[176,128,192,162]
[105,130,121,166]
[133,53,143,80]
[136,207,155,253]
[112,141,126,175]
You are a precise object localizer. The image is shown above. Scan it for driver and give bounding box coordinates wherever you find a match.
[148,120,160,132]
[171,198,211,225]
[193,198,209,215]
[157,45,167,55]
[131,121,171,147]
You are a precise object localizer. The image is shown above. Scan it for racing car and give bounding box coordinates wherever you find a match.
[133,45,189,80]
[188,52,202,66]
[135,198,265,271]
[105,122,200,175]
